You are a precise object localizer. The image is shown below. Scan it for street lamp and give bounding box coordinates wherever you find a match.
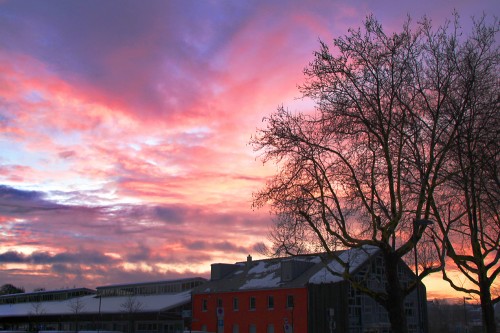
[94,294,102,333]
[464,296,472,332]
[413,219,433,333]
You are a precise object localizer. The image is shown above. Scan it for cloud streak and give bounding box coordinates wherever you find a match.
[0,185,269,289]
[0,250,117,265]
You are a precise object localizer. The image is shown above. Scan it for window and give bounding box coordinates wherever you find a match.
[202,299,208,312]
[286,295,294,308]
[267,324,275,333]
[217,298,223,307]
[249,296,256,310]
[268,295,274,309]
[233,297,239,311]
[249,324,256,333]
[137,323,157,331]
[405,301,414,317]
[232,324,239,333]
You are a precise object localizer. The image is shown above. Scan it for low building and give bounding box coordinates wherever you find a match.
[0,278,206,333]
[191,246,428,333]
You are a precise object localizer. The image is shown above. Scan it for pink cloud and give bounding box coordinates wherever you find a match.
[0,183,271,290]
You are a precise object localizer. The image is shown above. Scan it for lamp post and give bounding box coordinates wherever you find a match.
[93,294,102,333]
[463,296,472,333]
[98,295,102,333]
[413,219,433,333]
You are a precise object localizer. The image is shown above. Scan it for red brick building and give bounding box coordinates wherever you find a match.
[191,246,428,333]
[193,286,308,333]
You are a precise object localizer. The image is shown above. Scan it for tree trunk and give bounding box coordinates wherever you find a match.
[479,277,497,333]
[385,252,409,333]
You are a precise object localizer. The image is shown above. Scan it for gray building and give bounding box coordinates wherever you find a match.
[0,278,206,333]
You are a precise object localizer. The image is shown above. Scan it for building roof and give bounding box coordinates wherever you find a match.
[96,277,206,297]
[0,279,208,318]
[0,287,95,302]
[194,245,380,294]
[0,291,192,317]
[96,277,205,290]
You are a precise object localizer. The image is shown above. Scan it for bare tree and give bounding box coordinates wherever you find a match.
[68,297,86,332]
[430,16,500,333]
[120,296,144,333]
[29,301,46,332]
[30,301,46,315]
[251,14,498,333]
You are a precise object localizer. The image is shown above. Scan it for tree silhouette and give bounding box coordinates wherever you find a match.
[68,297,86,332]
[0,284,24,295]
[430,15,500,333]
[252,13,498,333]
[120,296,144,333]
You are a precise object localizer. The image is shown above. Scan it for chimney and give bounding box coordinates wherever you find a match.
[211,263,238,280]
[247,254,252,268]
[281,259,315,282]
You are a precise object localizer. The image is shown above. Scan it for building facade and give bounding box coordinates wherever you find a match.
[191,246,427,333]
[193,287,308,333]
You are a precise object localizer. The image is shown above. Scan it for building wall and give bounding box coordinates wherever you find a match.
[0,312,185,333]
[308,282,349,333]
[192,288,308,333]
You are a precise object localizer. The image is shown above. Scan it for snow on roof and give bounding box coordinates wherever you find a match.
[240,271,281,290]
[309,245,379,284]
[0,291,191,317]
[239,246,379,289]
[240,261,282,290]
[192,246,380,294]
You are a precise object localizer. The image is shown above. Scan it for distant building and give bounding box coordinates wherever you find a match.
[0,278,206,333]
[191,246,428,333]
[427,299,484,333]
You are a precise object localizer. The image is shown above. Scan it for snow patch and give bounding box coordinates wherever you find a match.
[0,291,192,316]
[309,245,378,284]
[240,273,281,290]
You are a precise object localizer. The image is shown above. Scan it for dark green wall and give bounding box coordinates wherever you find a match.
[308,282,349,333]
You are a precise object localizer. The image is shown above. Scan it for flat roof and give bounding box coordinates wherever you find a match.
[0,291,192,317]
[96,277,205,289]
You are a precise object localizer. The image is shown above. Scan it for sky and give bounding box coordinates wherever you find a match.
[0,0,498,299]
